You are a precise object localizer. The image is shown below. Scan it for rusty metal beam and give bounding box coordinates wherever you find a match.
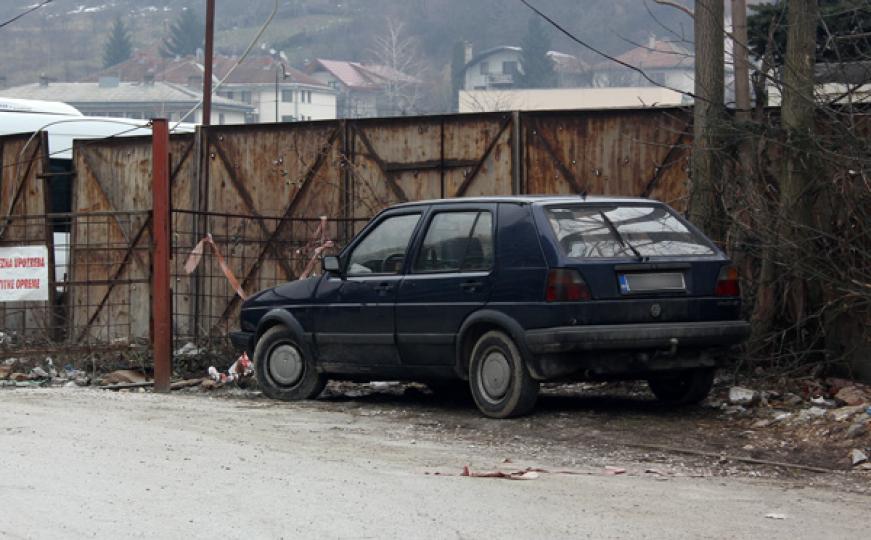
[455,115,512,197]
[77,149,151,275]
[0,141,42,240]
[75,216,151,343]
[151,118,171,393]
[382,159,480,173]
[214,127,341,327]
[351,125,408,202]
[641,126,691,198]
[528,121,585,194]
[210,139,295,280]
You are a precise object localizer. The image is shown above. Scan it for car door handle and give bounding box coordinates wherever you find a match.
[373,282,394,294]
[460,280,483,292]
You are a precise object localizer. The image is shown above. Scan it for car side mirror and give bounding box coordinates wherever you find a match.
[322,256,343,277]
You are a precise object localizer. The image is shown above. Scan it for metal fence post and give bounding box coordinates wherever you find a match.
[151,119,171,392]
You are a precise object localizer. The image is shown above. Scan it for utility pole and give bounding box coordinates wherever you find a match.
[689,0,725,241]
[731,0,751,121]
[201,0,215,126]
[151,119,171,393]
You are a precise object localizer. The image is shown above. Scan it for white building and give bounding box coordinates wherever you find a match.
[92,53,337,123]
[1,77,253,124]
[212,57,337,123]
[305,59,422,118]
[593,38,696,94]
[459,86,687,113]
[462,46,524,91]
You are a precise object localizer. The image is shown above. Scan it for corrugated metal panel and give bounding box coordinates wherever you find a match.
[522,109,691,210]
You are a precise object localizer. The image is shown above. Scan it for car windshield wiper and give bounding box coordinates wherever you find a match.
[599,211,644,260]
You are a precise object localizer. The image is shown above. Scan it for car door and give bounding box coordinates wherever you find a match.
[396,204,496,366]
[314,211,422,367]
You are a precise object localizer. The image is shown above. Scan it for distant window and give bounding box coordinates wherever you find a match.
[282,89,294,102]
[480,62,489,75]
[281,115,296,122]
[503,61,518,75]
[240,91,252,103]
[328,81,338,89]
[225,91,235,100]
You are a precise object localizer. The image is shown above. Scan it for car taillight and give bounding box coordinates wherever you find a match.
[546,269,591,302]
[715,265,740,297]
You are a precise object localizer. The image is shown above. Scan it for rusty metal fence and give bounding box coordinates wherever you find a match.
[0,108,695,366]
[171,209,367,352]
[0,211,152,361]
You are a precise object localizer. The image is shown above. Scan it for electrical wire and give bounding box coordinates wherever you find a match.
[173,0,280,129]
[518,0,703,102]
[0,0,53,30]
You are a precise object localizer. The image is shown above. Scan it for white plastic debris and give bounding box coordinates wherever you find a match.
[728,386,759,406]
[851,448,868,466]
[207,352,253,383]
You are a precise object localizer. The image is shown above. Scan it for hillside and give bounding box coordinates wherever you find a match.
[0,0,740,112]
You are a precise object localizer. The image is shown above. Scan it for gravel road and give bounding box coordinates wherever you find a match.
[0,387,867,539]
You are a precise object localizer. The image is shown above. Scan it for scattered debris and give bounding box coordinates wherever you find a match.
[174,342,203,357]
[810,396,838,409]
[765,513,788,520]
[100,370,149,385]
[850,449,868,466]
[728,386,759,406]
[830,405,867,422]
[460,465,541,480]
[206,352,253,384]
[835,385,869,407]
[846,422,867,439]
[603,466,626,476]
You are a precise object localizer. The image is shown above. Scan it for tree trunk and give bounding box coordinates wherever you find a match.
[780,0,819,337]
[690,0,725,242]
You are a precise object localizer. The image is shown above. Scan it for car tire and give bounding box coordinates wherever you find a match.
[469,330,539,418]
[254,326,326,401]
[647,368,714,405]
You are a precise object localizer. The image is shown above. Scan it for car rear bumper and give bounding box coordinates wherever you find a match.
[525,320,751,354]
[229,331,255,355]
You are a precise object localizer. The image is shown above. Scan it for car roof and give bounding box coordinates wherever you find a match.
[390,195,659,209]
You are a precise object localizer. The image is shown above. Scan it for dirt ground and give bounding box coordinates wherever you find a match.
[1,382,869,539]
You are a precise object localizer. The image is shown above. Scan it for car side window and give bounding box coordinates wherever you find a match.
[413,211,493,273]
[347,214,421,276]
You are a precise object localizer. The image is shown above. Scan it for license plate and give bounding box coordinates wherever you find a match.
[619,272,685,294]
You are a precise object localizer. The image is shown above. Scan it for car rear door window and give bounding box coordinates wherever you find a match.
[546,204,715,258]
[414,211,493,273]
[347,214,421,275]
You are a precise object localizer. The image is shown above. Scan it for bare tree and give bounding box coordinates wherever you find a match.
[369,19,427,116]
[689,0,726,241]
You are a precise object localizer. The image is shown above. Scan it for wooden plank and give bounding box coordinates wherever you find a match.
[454,115,513,197]
[351,125,409,202]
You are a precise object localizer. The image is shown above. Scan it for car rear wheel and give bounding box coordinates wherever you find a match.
[469,330,539,418]
[647,368,714,405]
[254,326,326,401]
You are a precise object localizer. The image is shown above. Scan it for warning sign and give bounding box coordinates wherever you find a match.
[0,246,50,302]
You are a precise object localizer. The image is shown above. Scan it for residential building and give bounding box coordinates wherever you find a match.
[304,59,421,118]
[0,77,253,124]
[90,52,337,123]
[593,38,696,94]
[462,46,524,91]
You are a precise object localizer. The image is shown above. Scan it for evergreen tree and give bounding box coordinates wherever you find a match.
[162,8,204,58]
[103,17,133,68]
[519,17,556,88]
[747,0,871,64]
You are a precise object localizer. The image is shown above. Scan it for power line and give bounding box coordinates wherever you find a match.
[0,0,54,30]
[517,0,704,102]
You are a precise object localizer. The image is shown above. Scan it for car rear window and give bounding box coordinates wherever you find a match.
[545,204,715,258]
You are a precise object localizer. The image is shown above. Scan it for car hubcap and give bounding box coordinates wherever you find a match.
[481,350,511,400]
[268,344,303,386]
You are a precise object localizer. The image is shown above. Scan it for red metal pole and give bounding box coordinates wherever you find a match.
[202,0,215,126]
[152,118,172,393]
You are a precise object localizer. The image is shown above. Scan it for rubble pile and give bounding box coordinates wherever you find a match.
[712,378,871,471]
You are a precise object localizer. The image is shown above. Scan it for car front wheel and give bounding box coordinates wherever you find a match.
[647,368,714,405]
[469,330,539,418]
[254,326,326,401]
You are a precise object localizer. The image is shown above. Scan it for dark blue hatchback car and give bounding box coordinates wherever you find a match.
[232,196,750,418]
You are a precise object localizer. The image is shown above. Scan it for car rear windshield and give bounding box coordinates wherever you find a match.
[545,204,715,258]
